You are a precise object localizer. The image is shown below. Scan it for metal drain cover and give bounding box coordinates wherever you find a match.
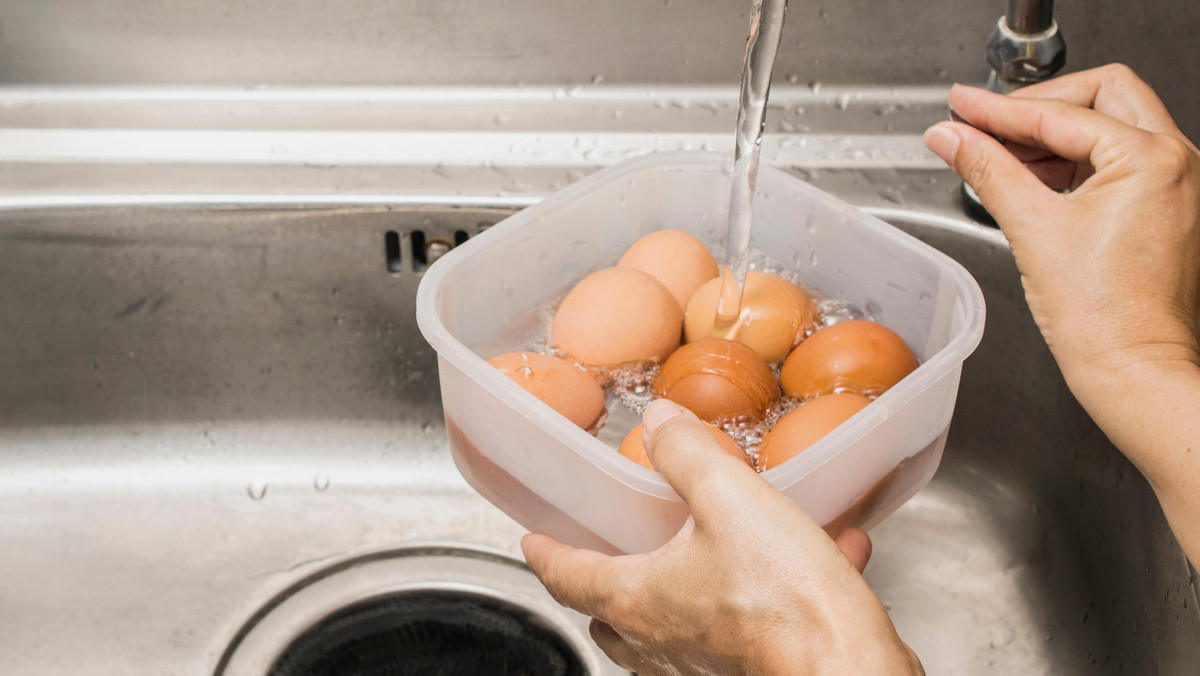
[216,544,625,676]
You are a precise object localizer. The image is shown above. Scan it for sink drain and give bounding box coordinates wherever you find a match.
[216,544,624,676]
[269,590,582,676]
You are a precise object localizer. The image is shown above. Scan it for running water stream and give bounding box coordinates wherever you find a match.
[717,0,790,323]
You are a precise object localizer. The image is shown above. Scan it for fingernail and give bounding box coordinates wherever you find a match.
[643,399,686,436]
[923,123,961,164]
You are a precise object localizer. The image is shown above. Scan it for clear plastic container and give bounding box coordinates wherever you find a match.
[416,152,985,555]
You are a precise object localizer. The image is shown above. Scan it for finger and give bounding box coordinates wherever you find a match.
[641,399,768,524]
[521,532,621,620]
[1004,140,1056,163]
[924,121,1059,225]
[833,527,873,574]
[947,84,1148,168]
[589,618,645,672]
[1024,156,1094,192]
[999,141,1094,191]
[1011,64,1183,137]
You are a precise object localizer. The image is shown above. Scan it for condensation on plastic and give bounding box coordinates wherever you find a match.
[416,152,985,555]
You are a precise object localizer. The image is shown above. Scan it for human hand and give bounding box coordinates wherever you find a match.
[923,65,1200,430]
[923,64,1200,563]
[522,399,923,675]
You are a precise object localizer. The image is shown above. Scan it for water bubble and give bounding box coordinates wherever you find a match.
[808,81,822,94]
[608,363,660,415]
[786,73,799,84]
[818,299,869,326]
[313,475,330,492]
[247,480,268,501]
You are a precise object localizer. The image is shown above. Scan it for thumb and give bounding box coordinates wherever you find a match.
[642,399,766,527]
[924,120,1057,226]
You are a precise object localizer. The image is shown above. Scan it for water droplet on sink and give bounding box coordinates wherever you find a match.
[422,420,436,433]
[591,74,604,84]
[313,475,330,492]
[247,480,268,500]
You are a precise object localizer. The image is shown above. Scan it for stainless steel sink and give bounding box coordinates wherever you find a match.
[1,87,1197,674]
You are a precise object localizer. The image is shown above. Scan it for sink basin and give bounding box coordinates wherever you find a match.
[3,196,1197,674]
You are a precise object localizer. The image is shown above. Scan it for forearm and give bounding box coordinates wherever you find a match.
[1071,358,1200,564]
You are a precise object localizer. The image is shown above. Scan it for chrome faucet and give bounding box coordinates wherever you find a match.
[964,0,1067,218]
[985,0,1066,93]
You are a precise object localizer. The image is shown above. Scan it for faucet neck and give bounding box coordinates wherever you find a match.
[1007,0,1055,35]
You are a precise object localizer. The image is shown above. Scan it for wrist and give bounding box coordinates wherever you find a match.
[1069,356,1200,476]
[751,610,923,676]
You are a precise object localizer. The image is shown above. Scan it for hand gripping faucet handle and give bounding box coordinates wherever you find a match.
[961,0,1066,221]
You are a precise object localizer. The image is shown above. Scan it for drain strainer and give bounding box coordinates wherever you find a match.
[216,544,625,676]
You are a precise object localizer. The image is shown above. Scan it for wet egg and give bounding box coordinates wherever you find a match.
[684,271,819,363]
[618,229,719,311]
[487,352,606,431]
[619,421,748,470]
[654,337,779,422]
[551,266,682,368]
[758,392,872,470]
[779,320,918,399]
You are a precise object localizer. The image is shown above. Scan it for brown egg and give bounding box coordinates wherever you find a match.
[487,352,606,431]
[618,421,747,470]
[779,320,918,399]
[684,271,819,363]
[654,337,779,422]
[551,266,683,368]
[758,393,872,470]
[618,229,719,311]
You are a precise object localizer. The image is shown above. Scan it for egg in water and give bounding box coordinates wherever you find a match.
[551,266,682,368]
[757,392,872,470]
[684,271,818,363]
[487,352,606,432]
[617,229,720,311]
[654,337,779,423]
[779,319,918,399]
